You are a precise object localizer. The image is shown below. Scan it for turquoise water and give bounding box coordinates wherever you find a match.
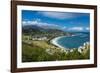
[57,32,90,49]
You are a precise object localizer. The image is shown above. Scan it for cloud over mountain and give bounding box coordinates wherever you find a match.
[22,20,60,29]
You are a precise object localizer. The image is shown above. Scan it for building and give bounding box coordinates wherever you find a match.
[32,35,47,40]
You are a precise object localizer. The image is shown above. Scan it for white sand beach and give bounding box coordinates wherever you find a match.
[50,36,67,49]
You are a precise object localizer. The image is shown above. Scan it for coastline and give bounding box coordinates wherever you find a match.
[50,36,90,52]
[50,36,67,50]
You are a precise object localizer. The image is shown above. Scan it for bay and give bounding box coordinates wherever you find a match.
[56,32,90,49]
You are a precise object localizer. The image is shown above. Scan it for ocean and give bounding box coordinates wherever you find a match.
[56,32,90,49]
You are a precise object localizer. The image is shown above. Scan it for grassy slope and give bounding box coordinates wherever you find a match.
[22,42,90,62]
[22,42,67,62]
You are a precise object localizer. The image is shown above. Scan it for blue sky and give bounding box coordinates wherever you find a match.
[22,10,90,32]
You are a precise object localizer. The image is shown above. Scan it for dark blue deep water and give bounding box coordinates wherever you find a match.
[57,32,90,49]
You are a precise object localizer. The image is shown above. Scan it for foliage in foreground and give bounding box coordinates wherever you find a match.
[22,42,90,62]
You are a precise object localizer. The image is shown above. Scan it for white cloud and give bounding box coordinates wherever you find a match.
[38,12,77,19]
[68,27,84,31]
[67,27,90,31]
[85,27,90,30]
[61,26,67,30]
[22,19,90,31]
[22,20,60,29]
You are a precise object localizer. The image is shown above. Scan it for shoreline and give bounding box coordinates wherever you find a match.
[50,36,68,50]
[50,36,90,51]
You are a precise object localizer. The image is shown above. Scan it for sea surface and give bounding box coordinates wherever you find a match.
[56,32,90,49]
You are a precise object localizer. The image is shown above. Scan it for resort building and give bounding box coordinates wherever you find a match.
[32,35,47,41]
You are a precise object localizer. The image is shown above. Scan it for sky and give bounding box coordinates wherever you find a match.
[22,10,90,32]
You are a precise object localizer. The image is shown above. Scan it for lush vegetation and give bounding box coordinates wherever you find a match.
[22,42,90,62]
[22,25,90,62]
